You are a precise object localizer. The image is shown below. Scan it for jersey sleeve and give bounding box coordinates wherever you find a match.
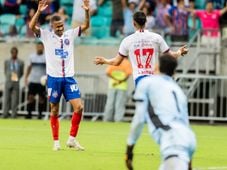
[39,28,49,42]
[158,34,169,53]
[73,26,82,38]
[118,38,129,57]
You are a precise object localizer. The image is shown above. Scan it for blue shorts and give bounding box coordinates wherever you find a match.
[47,75,81,103]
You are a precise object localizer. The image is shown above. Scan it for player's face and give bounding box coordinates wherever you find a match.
[52,20,64,37]
[36,44,44,55]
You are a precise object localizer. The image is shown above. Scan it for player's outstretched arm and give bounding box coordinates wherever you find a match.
[168,45,188,58]
[29,0,48,36]
[94,54,124,66]
[80,0,90,32]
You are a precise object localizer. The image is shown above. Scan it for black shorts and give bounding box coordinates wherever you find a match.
[28,83,46,97]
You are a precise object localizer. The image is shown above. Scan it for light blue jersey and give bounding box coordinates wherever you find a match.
[127,74,196,164]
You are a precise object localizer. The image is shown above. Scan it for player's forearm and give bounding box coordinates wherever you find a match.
[29,10,41,32]
[81,10,90,32]
[106,58,122,66]
[127,121,144,146]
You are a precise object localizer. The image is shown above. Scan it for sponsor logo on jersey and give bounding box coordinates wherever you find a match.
[55,49,69,58]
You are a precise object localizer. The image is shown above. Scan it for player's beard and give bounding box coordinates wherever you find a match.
[55,30,63,37]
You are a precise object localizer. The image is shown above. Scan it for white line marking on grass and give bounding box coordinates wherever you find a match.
[194,166,227,170]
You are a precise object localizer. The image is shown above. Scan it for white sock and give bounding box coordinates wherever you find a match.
[68,136,75,142]
[54,140,60,146]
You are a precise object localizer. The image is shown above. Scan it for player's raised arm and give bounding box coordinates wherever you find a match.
[29,0,48,36]
[79,0,90,32]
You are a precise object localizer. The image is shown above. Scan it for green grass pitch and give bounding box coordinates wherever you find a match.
[0,119,227,170]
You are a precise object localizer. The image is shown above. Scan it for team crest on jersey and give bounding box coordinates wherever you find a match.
[64,39,70,45]
[52,90,58,98]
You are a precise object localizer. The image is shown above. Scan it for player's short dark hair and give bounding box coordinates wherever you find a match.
[159,54,178,77]
[11,46,18,53]
[133,11,147,27]
[50,15,62,23]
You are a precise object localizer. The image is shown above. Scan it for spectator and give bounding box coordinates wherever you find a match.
[142,1,155,30]
[24,0,38,11]
[24,42,46,119]
[123,0,146,36]
[191,0,227,48]
[25,8,37,38]
[154,0,171,35]
[3,0,21,15]
[72,0,97,28]
[165,0,190,42]
[110,0,124,37]
[2,47,24,119]
[39,0,57,25]
[0,3,2,14]
[103,58,132,122]
[8,25,18,37]
[212,0,225,9]
[46,7,69,24]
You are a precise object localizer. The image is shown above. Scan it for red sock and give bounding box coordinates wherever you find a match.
[70,112,82,137]
[50,115,59,140]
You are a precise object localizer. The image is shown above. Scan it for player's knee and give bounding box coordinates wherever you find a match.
[75,103,83,113]
[50,104,59,115]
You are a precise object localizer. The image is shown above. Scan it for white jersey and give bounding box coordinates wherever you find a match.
[119,30,169,81]
[39,27,81,77]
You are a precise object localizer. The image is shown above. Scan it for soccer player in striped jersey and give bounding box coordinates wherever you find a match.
[126,54,196,170]
[29,0,90,151]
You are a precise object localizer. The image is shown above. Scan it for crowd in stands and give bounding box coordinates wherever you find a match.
[0,0,227,41]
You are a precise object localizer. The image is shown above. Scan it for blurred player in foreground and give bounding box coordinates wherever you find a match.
[125,54,196,170]
[29,0,90,151]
